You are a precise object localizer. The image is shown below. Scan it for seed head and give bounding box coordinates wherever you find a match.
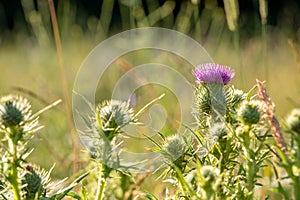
[209,122,227,138]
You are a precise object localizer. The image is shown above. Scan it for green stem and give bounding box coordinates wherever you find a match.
[243,127,255,199]
[293,136,300,199]
[11,166,21,200]
[96,164,111,200]
[293,177,300,200]
[8,138,21,200]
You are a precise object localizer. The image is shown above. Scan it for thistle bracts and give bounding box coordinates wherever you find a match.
[238,100,262,126]
[96,100,135,141]
[0,95,41,143]
[193,63,235,123]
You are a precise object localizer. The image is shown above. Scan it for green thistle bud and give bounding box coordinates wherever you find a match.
[162,134,188,160]
[226,87,246,109]
[96,100,135,140]
[286,108,300,134]
[160,134,190,171]
[238,101,262,126]
[21,165,43,200]
[210,122,227,138]
[0,95,32,128]
[97,100,134,130]
[200,165,220,186]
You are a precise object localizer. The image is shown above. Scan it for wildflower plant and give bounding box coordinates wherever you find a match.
[79,94,164,200]
[73,62,300,199]
[135,63,276,199]
[0,95,86,200]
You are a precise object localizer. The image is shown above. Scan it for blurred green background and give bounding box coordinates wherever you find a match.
[0,0,300,184]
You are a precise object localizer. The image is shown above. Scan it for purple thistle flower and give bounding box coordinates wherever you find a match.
[193,63,235,85]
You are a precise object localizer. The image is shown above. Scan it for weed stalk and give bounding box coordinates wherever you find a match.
[48,0,80,173]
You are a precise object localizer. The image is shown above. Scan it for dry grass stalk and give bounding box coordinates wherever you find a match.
[48,0,80,173]
[259,0,268,25]
[288,39,300,73]
[223,0,239,31]
[256,79,288,154]
[124,171,151,200]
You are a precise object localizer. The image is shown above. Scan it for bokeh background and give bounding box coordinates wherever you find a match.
[0,0,300,186]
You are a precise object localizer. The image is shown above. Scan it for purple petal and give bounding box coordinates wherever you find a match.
[193,63,235,85]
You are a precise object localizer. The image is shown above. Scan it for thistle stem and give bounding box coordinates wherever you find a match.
[96,164,110,200]
[7,137,21,200]
[242,127,255,199]
[293,136,300,199]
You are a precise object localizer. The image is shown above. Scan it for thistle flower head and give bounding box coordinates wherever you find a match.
[193,63,235,85]
[0,95,32,128]
[286,108,300,134]
[96,100,135,130]
[238,100,262,126]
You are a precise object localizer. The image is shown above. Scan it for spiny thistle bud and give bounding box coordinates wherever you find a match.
[162,134,189,162]
[209,122,227,138]
[21,165,43,200]
[286,108,300,134]
[200,165,220,187]
[226,87,246,109]
[0,95,32,128]
[20,164,59,199]
[95,100,135,140]
[97,100,135,130]
[238,101,262,126]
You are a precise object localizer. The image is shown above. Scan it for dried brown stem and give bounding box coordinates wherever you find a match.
[48,0,80,172]
[124,171,151,200]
